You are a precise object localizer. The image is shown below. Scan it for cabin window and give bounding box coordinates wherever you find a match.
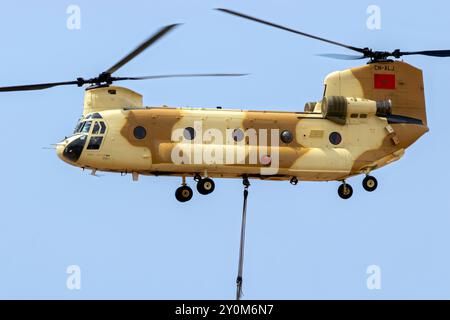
[280,130,293,144]
[183,127,196,140]
[133,126,147,140]
[350,113,358,118]
[87,136,103,150]
[329,132,342,145]
[232,128,244,142]
[360,114,368,119]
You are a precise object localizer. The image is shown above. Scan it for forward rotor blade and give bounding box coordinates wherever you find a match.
[105,24,181,75]
[0,80,79,92]
[400,50,450,57]
[216,8,365,54]
[114,73,249,81]
[317,53,366,60]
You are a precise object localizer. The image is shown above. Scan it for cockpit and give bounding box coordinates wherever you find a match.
[73,112,107,135]
[58,112,108,162]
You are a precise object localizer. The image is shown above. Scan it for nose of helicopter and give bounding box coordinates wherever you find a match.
[56,142,66,161]
[56,135,87,163]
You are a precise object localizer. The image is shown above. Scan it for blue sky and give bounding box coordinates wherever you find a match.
[0,0,449,299]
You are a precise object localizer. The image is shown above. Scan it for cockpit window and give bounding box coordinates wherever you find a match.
[70,118,106,151]
[63,135,87,162]
[87,136,103,150]
[78,122,85,133]
[81,121,92,133]
[73,121,83,134]
[99,121,106,134]
[73,112,107,135]
[85,113,103,119]
[92,122,100,134]
[85,113,102,120]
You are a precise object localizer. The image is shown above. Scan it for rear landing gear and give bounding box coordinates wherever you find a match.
[175,176,193,202]
[338,182,353,200]
[362,175,378,192]
[175,185,193,202]
[176,175,216,202]
[197,177,215,195]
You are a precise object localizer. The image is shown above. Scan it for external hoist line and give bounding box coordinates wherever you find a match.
[236,176,250,300]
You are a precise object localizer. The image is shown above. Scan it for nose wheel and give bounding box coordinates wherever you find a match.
[362,175,378,192]
[338,182,353,200]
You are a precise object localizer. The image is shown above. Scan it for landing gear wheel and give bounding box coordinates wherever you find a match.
[338,183,353,200]
[362,175,378,192]
[197,178,215,195]
[175,185,193,202]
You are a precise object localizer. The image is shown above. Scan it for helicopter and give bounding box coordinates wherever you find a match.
[1,8,448,202]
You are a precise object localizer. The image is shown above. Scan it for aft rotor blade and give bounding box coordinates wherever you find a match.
[0,80,79,92]
[400,50,450,57]
[105,24,181,75]
[216,8,365,54]
[317,53,366,60]
[114,73,249,81]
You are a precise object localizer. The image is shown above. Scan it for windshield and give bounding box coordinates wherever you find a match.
[73,119,107,135]
[73,120,83,134]
[81,121,92,133]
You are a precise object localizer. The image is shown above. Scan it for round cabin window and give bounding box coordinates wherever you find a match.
[329,132,342,145]
[232,128,244,142]
[133,126,147,140]
[280,130,293,144]
[183,127,196,140]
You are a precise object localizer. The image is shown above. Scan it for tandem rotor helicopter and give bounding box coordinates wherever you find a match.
[1,8,448,202]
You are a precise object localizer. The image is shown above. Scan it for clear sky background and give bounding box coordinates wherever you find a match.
[0,0,449,299]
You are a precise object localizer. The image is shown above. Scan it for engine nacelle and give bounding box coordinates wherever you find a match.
[322,96,391,124]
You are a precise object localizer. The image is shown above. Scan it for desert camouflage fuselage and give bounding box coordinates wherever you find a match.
[56,61,428,182]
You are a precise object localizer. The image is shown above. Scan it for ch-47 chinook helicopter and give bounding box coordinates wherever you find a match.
[1,9,448,202]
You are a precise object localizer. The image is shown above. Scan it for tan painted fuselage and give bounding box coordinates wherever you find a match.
[56,61,429,182]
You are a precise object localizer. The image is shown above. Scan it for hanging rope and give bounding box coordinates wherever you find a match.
[236,177,250,300]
